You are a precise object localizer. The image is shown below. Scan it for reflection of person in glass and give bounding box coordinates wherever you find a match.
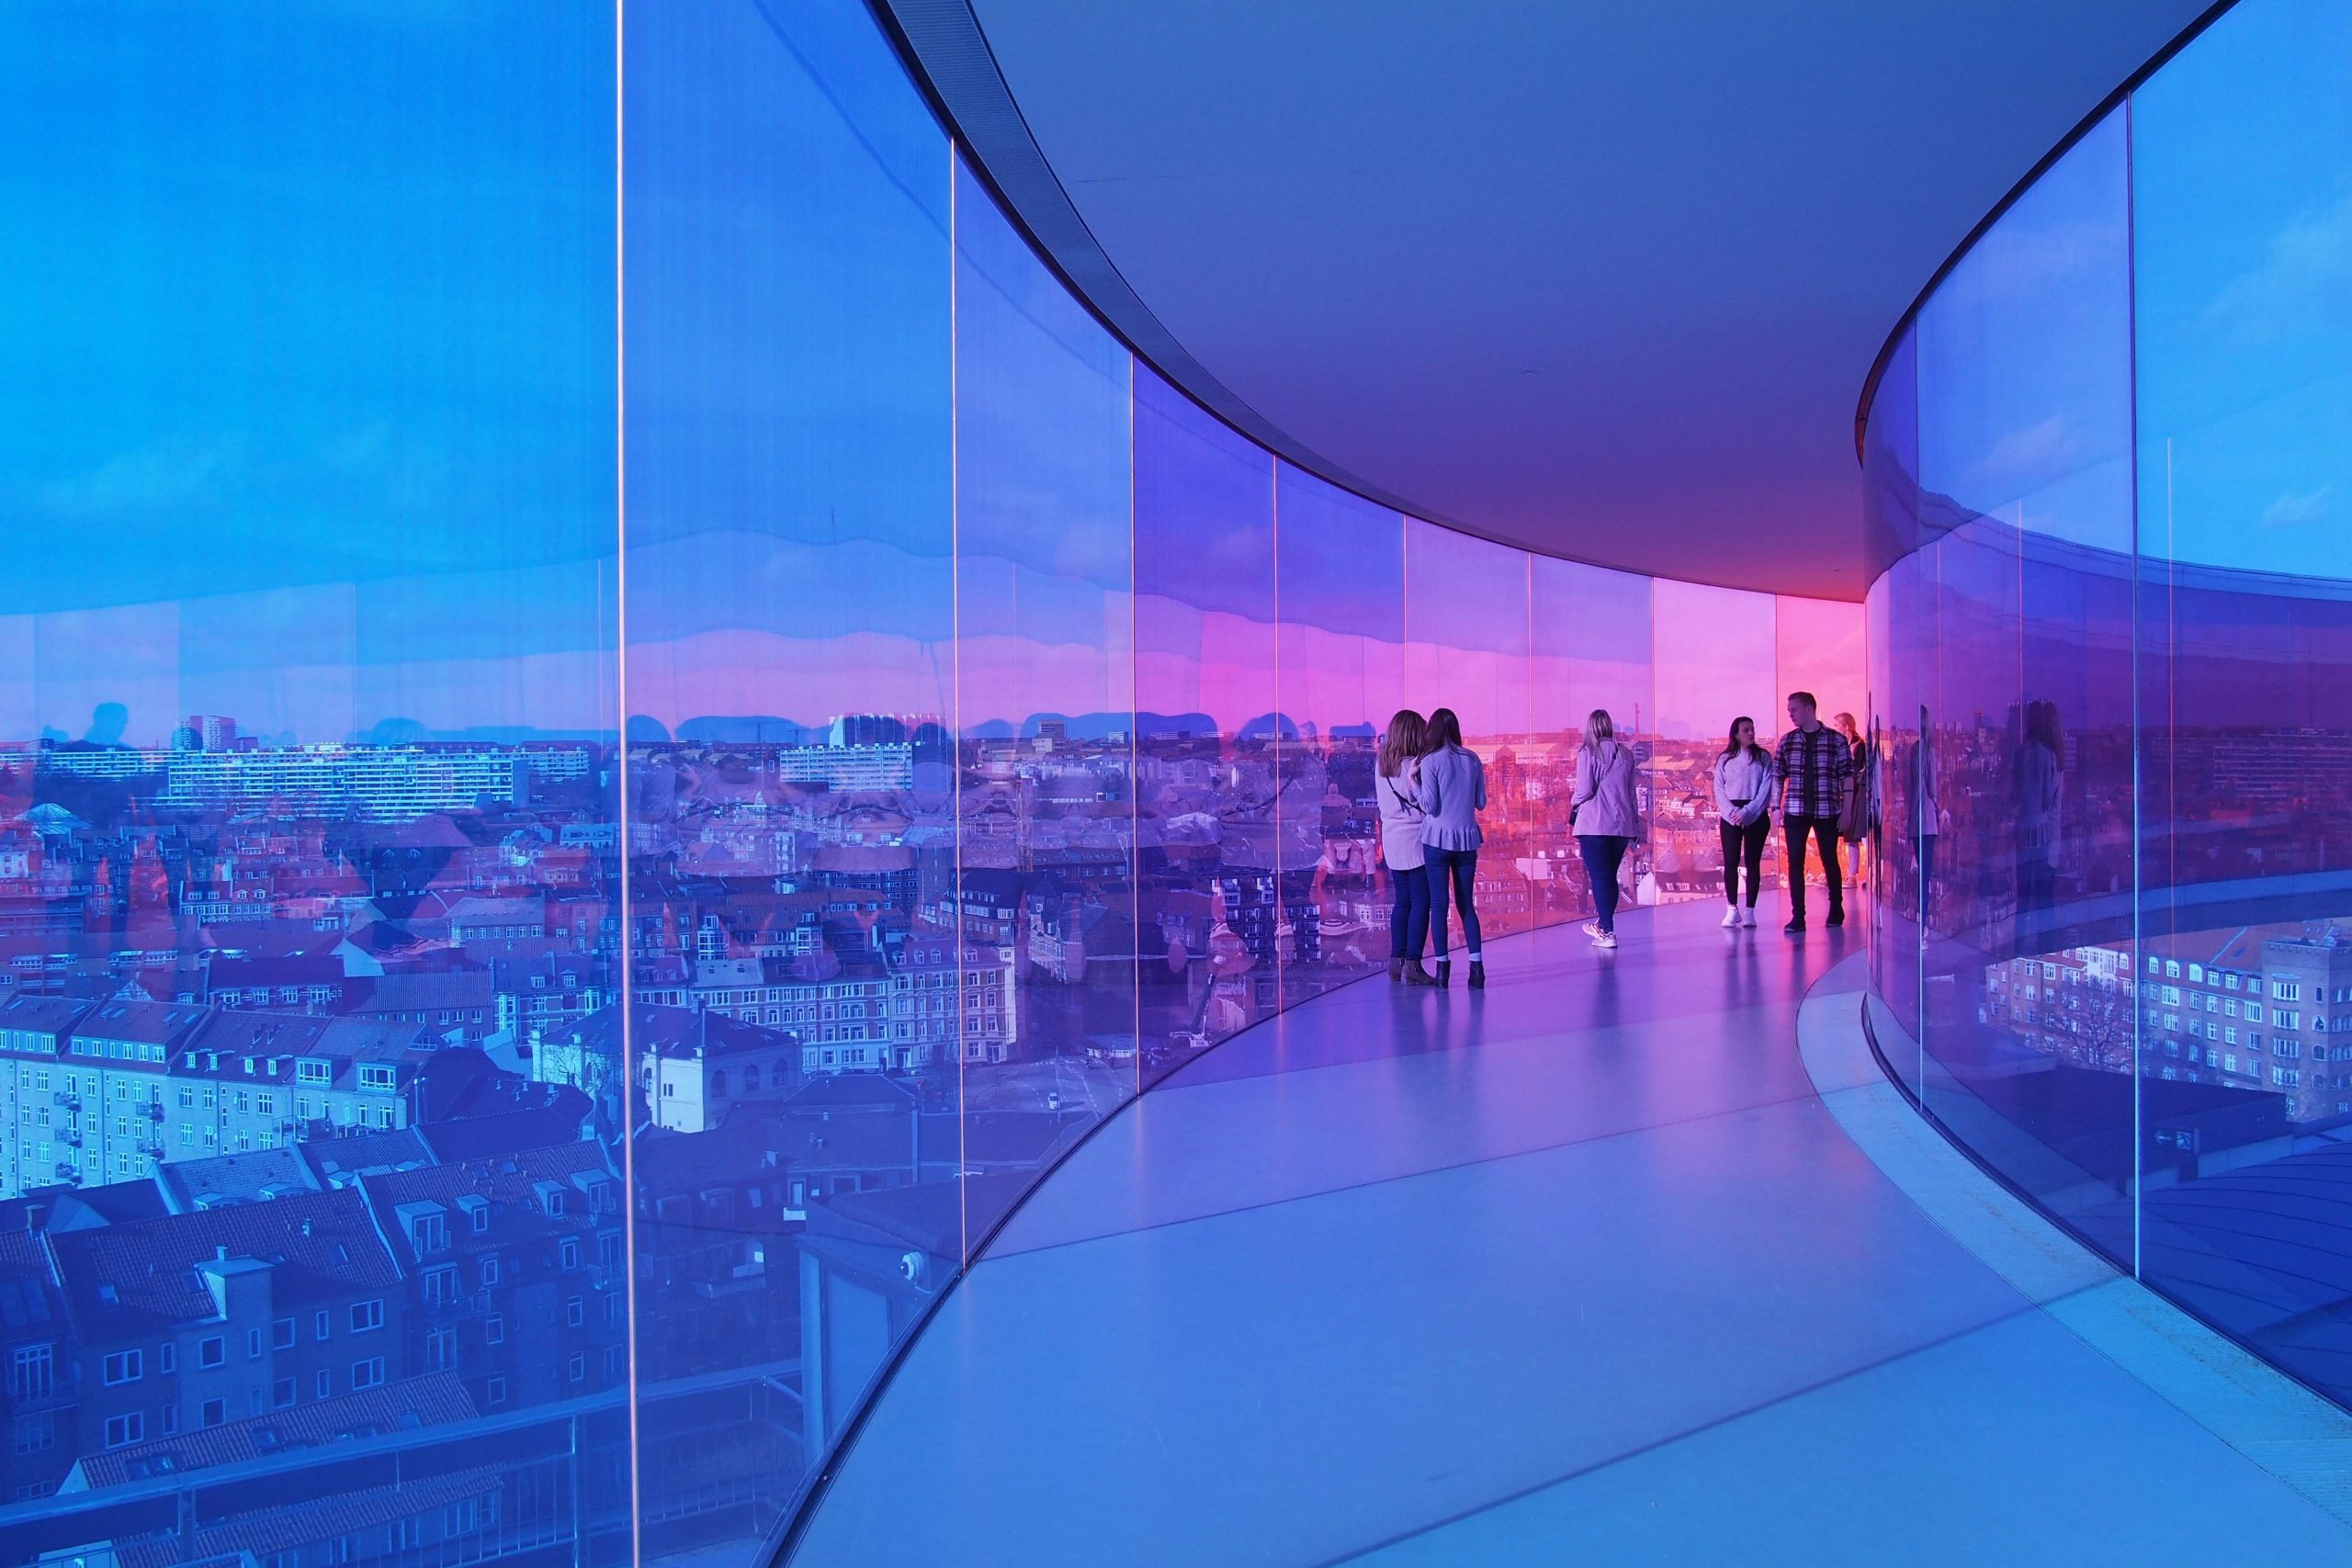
[1419,708,1487,987]
[1912,705,1939,927]
[2014,698,2063,934]
[1572,708,1639,951]
[1375,709,1437,987]
[1713,716,1773,928]
[1774,691,1853,932]
[1834,711,1871,883]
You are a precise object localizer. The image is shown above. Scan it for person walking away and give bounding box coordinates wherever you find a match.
[1774,691,1853,933]
[1418,708,1487,988]
[1713,716,1773,928]
[1835,711,1871,882]
[1376,709,1437,986]
[1570,708,1640,950]
[2013,699,2063,938]
[1912,705,1939,930]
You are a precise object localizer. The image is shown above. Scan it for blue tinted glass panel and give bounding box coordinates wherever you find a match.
[951,154,1138,1237]
[0,1,625,1557]
[624,0,951,1542]
[2132,0,2352,1403]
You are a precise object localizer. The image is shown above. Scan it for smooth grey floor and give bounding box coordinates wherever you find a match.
[791,900,2352,1566]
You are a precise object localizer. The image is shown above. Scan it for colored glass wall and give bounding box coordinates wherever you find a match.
[0,0,1860,1562]
[1862,0,2352,1417]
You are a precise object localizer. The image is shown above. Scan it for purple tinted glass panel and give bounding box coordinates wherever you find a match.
[1276,466,1404,998]
[1133,367,1278,1081]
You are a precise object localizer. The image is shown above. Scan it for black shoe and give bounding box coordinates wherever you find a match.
[1825,907,1846,929]
[1402,960,1437,987]
[1389,956,1405,982]
[1468,960,1486,989]
[1434,959,1453,987]
[1784,919,1807,934]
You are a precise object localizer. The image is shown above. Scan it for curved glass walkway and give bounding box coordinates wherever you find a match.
[790,899,2352,1565]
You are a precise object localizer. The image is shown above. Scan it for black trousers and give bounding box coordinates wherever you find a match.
[1719,817,1768,906]
[1783,815,1844,921]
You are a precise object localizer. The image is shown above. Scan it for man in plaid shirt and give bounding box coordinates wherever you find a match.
[1774,691,1854,932]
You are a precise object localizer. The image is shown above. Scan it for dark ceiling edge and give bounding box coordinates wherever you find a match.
[869,0,1452,525]
[868,0,1857,600]
[1850,0,2244,466]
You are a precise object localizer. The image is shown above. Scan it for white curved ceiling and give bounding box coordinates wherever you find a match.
[965,0,2216,598]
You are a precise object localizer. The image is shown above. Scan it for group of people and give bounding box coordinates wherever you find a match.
[1375,692,1869,984]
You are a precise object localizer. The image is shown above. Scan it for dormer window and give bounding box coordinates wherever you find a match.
[296,1059,332,1086]
[358,1066,397,1092]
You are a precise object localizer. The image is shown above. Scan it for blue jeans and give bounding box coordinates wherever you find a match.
[1578,834,1632,932]
[1388,863,1430,960]
[1425,845,1482,959]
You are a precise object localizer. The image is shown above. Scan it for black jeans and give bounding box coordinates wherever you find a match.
[1577,834,1632,932]
[1719,817,1768,907]
[1425,845,1483,959]
[1388,863,1430,960]
[1783,815,1844,922]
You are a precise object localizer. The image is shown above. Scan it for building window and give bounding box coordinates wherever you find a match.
[560,1237,580,1270]
[566,1297,584,1328]
[485,1375,507,1406]
[274,1377,296,1408]
[274,1317,296,1351]
[200,1397,226,1427]
[102,1349,142,1386]
[8,1344,54,1401]
[103,1412,143,1449]
[198,1336,225,1370]
[316,1370,332,1400]
[567,1352,584,1382]
[351,1357,385,1391]
[315,1309,332,1341]
[350,1300,383,1334]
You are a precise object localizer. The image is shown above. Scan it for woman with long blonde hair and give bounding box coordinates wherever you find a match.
[1570,708,1639,949]
[1376,709,1436,984]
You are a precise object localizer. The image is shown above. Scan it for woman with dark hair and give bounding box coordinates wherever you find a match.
[1418,706,1487,987]
[1375,709,1436,985]
[1713,716,1773,928]
[1571,708,1639,949]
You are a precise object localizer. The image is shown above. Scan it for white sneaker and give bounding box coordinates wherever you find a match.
[1721,906,1740,928]
[1740,907,1758,928]
[1595,931,1618,949]
[1581,921,1603,941]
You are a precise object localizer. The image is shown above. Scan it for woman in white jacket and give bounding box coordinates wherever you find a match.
[1374,709,1436,985]
[1713,716,1774,928]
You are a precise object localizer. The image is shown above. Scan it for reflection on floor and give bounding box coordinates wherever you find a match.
[790,899,2352,1566]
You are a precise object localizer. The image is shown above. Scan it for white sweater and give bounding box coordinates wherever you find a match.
[1713,751,1774,826]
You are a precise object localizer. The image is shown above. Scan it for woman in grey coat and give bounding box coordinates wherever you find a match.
[1418,707,1487,988]
[1570,708,1640,949]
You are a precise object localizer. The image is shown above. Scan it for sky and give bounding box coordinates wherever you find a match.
[0,0,1860,751]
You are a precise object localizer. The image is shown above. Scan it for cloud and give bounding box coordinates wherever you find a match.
[1968,413,2084,502]
[2205,192,2352,346]
[31,434,245,518]
[2258,483,2335,531]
